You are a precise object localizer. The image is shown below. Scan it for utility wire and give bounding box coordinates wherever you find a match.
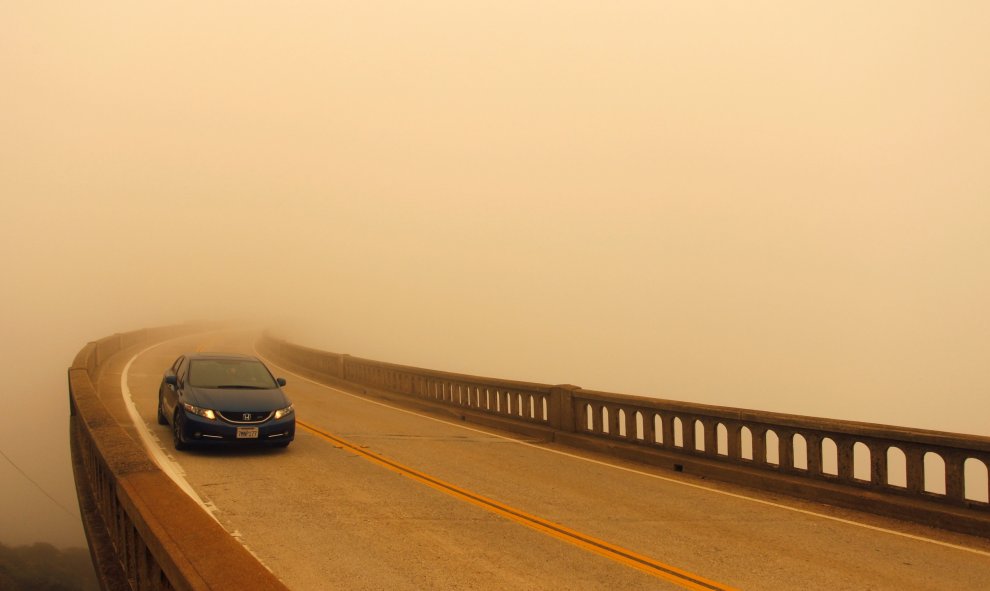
[0,446,77,519]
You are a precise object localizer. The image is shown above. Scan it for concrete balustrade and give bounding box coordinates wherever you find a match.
[571,389,990,503]
[70,327,289,591]
[261,333,990,538]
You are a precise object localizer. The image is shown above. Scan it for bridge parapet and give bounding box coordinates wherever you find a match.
[261,333,990,538]
[70,327,289,591]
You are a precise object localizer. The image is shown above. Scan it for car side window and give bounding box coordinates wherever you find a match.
[176,358,189,386]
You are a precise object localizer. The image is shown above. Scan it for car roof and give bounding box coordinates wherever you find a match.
[185,352,261,362]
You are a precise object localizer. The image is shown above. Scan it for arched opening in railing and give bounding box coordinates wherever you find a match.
[541,397,548,421]
[653,415,663,444]
[601,406,610,434]
[673,417,684,448]
[765,430,780,466]
[964,458,989,503]
[517,393,524,417]
[618,409,627,437]
[853,442,871,482]
[635,411,645,440]
[585,404,594,431]
[716,423,728,456]
[694,420,705,452]
[821,437,838,476]
[792,433,808,470]
[887,447,907,488]
[740,426,753,460]
[924,452,946,495]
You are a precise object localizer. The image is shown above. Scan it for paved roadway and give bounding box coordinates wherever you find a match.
[97,330,990,590]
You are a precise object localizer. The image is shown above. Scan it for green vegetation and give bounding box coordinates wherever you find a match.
[0,542,98,591]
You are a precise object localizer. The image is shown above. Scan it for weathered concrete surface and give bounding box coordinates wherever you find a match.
[107,330,990,590]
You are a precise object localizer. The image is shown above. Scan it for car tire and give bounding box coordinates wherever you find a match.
[157,392,168,425]
[172,411,188,451]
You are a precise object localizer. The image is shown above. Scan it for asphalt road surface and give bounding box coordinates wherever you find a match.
[94,330,990,590]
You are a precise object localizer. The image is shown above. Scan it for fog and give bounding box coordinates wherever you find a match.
[2,2,988,547]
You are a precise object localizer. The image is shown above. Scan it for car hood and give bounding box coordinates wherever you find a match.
[186,386,289,412]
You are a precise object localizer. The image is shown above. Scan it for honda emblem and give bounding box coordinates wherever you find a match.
[243,413,252,421]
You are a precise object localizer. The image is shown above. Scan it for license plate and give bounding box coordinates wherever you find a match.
[236,427,259,439]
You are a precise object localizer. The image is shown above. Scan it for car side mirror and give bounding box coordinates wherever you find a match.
[165,374,178,386]
[276,377,286,387]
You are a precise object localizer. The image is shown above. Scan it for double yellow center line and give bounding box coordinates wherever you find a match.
[298,420,736,591]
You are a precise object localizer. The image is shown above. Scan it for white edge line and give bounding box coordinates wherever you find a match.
[257,350,990,559]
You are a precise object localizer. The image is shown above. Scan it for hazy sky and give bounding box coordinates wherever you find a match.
[2,2,988,547]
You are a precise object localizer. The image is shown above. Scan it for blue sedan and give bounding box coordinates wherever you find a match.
[158,353,295,449]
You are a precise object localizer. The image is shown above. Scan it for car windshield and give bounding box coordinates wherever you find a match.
[188,359,278,389]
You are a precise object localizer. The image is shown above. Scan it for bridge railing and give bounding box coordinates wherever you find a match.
[571,388,990,503]
[70,326,289,591]
[261,333,990,538]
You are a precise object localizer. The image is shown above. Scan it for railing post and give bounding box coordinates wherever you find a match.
[806,433,823,476]
[870,442,888,487]
[704,419,717,456]
[945,451,967,502]
[905,447,926,493]
[836,438,855,482]
[549,385,579,432]
[752,426,767,465]
[340,354,351,381]
[661,415,674,449]
[643,411,656,444]
[608,405,620,437]
[683,417,697,451]
[727,422,742,460]
[779,430,794,470]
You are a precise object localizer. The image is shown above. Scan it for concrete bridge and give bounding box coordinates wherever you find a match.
[69,325,990,590]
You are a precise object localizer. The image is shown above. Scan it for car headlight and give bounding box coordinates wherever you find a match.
[183,403,216,421]
[274,404,294,420]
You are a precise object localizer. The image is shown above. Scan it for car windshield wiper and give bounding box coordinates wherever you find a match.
[215,384,268,389]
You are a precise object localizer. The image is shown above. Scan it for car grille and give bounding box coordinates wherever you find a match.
[218,410,274,424]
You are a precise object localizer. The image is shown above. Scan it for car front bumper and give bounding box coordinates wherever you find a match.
[180,412,295,444]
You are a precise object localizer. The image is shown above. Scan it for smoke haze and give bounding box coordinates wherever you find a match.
[1,1,988,546]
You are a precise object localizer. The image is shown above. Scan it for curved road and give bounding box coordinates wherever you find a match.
[95,330,990,590]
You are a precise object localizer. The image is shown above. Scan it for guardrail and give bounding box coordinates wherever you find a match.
[70,327,289,591]
[261,334,990,538]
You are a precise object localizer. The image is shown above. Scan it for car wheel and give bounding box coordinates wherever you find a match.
[157,391,168,425]
[172,411,188,451]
